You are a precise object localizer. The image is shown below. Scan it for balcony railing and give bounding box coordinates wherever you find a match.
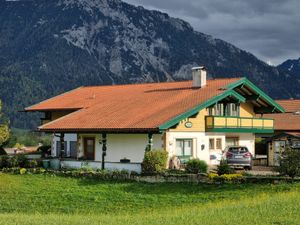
[205,116,274,133]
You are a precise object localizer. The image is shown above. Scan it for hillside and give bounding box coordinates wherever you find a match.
[0,0,299,128]
[278,58,300,77]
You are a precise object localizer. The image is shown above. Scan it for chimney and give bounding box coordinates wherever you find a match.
[192,66,207,88]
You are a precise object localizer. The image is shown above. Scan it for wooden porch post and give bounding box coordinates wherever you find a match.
[147,133,153,151]
[101,133,107,170]
[59,133,65,159]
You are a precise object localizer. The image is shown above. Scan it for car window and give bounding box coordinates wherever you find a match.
[228,147,248,153]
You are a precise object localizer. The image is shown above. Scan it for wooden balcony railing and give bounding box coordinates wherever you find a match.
[205,116,274,133]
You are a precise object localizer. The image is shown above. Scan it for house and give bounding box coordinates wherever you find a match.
[263,99,300,166]
[25,67,284,172]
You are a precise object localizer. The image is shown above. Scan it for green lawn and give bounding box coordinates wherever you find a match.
[0,173,300,225]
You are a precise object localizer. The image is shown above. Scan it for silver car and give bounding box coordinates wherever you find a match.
[223,146,253,170]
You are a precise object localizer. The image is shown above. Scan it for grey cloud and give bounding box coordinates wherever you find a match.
[125,0,300,65]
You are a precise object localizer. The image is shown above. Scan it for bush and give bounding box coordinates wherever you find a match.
[0,147,7,155]
[0,155,9,168]
[142,149,168,175]
[25,159,38,168]
[217,160,234,175]
[277,147,300,179]
[186,159,208,174]
[37,145,51,157]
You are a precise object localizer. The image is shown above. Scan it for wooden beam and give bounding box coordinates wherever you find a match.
[101,133,107,170]
[254,107,276,113]
[59,133,65,159]
[147,133,153,151]
[245,95,260,101]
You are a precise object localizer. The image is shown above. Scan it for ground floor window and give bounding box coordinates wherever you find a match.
[70,141,77,158]
[226,137,239,147]
[175,139,193,157]
[216,138,222,150]
[209,138,215,150]
[56,141,68,157]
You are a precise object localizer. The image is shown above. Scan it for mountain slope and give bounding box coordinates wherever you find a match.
[0,0,299,128]
[278,58,300,77]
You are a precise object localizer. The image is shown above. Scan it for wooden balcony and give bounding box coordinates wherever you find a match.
[205,116,274,133]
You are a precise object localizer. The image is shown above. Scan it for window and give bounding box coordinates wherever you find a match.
[56,141,68,157]
[175,139,193,156]
[292,141,300,148]
[225,137,239,147]
[216,138,222,150]
[209,138,215,150]
[208,103,240,116]
[226,103,240,116]
[70,141,77,158]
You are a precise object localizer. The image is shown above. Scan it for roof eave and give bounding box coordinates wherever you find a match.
[159,88,246,131]
[225,77,285,113]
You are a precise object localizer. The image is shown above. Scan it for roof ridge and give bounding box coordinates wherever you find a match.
[80,77,242,89]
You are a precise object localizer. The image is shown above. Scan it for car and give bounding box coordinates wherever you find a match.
[223,146,253,170]
[210,152,222,165]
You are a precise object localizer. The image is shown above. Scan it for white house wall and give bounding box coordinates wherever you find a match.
[166,131,255,164]
[52,133,77,157]
[77,133,163,163]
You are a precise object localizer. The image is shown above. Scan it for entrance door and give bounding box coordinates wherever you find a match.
[84,137,95,160]
[274,141,285,166]
[226,137,239,147]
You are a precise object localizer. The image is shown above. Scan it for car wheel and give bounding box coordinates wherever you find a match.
[244,166,252,171]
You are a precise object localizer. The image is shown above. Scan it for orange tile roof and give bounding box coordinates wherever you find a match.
[26,78,241,132]
[263,99,300,131]
[276,99,300,113]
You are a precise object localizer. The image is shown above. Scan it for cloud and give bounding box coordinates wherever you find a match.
[124,0,300,65]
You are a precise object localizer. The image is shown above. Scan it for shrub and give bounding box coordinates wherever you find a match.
[208,173,218,180]
[37,145,51,157]
[186,159,208,174]
[13,154,27,167]
[277,147,300,179]
[142,149,168,175]
[0,147,7,155]
[217,160,234,175]
[25,159,38,168]
[19,168,27,175]
[0,155,9,168]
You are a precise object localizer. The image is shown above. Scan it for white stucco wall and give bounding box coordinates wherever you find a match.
[166,131,255,164]
[52,133,77,157]
[77,133,163,163]
[60,160,142,173]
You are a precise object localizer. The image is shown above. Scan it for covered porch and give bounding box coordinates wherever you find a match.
[53,132,164,173]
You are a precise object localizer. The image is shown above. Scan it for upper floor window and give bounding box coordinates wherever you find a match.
[208,103,239,117]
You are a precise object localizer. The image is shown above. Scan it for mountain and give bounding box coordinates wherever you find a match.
[278,58,300,77]
[0,0,299,128]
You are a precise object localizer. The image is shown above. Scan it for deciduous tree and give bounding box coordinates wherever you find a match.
[0,100,9,147]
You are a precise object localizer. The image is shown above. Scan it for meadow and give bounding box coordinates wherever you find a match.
[0,173,300,225]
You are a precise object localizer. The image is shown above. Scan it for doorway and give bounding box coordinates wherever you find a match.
[84,137,95,160]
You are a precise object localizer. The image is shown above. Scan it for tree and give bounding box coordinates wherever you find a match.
[0,100,10,147]
[277,146,300,179]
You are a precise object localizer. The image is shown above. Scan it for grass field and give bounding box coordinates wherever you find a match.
[1,173,300,225]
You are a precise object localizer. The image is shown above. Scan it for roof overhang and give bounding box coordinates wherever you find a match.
[38,128,160,134]
[159,89,246,130]
[225,78,285,113]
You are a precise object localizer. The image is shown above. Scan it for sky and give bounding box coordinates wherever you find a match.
[124,0,300,65]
